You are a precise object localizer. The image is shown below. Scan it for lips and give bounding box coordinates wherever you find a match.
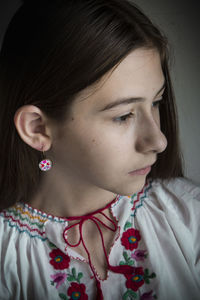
[129,166,151,175]
[129,161,156,173]
[135,165,151,171]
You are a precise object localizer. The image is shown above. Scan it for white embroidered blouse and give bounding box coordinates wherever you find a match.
[0,177,200,300]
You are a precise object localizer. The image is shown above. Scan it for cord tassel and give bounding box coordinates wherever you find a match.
[108,264,135,275]
[96,280,104,300]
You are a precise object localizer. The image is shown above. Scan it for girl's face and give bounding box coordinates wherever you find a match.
[52,48,167,196]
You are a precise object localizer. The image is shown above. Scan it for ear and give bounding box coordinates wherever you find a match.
[14,105,53,152]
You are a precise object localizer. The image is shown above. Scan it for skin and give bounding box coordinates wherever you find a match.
[14,47,167,217]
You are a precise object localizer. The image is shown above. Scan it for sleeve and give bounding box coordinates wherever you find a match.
[157,177,200,282]
[0,216,12,300]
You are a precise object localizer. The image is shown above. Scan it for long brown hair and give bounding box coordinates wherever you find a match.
[0,0,185,210]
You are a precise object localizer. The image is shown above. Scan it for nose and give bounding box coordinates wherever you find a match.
[135,112,168,154]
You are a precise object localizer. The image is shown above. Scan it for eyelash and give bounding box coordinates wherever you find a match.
[114,99,163,124]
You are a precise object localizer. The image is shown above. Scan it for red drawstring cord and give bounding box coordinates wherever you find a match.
[62,197,135,299]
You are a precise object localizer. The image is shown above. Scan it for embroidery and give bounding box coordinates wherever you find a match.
[121,228,141,251]
[125,266,145,291]
[0,179,155,299]
[131,250,148,262]
[0,202,69,241]
[67,281,88,300]
[120,251,135,266]
[143,269,156,284]
[50,266,88,300]
[121,219,157,299]
[49,249,71,270]
[13,205,46,223]
[131,179,153,217]
[51,273,68,289]
[49,242,88,300]
[66,267,84,284]
[1,205,48,241]
[140,290,157,299]
[22,202,67,223]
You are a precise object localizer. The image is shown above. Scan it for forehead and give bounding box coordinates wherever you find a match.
[73,48,164,111]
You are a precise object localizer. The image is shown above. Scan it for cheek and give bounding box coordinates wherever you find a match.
[84,133,134,171]
[58,119,134,171]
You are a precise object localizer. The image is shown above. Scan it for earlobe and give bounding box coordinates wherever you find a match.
[13,105,52,152]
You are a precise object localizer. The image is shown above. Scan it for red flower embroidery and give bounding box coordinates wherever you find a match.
[49,249,70,270]
[125,266,144,291]
[67,282,88,300]
[121,228,141,250]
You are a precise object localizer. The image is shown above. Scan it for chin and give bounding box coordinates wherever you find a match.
[115,178,146,197]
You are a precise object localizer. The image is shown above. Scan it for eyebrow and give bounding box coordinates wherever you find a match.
[99,81,166,112]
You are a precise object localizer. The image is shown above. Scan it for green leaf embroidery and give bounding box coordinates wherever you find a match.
[123,289,138,299]
[48,241,57,249]
[144,268,157,284]
[72,268,76,278]
[67,268,84,283]
[145,278,150,284]
[77,272,83,283]
[124,222,132,231]
[144,269,149,275]
[123,252,129,261]
[59,293,68,300]
[149,272,156,279]
[120,251,135,266]
[67,275,74,282]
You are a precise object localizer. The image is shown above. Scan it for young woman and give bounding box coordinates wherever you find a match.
[0,0,199,299]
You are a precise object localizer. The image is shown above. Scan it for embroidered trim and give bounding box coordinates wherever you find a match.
[13,205,47,223]
[0,203,48,241]
[21,203,68,223]
[131,179,153,217]
[7,206,46,226]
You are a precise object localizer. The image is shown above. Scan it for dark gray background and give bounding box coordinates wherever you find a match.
[0,0,199,184]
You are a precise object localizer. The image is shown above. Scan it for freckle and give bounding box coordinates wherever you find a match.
[71,117,74,121]
[92,139,95,143]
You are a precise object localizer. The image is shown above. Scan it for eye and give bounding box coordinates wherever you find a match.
[152,100,161,108]
[114,112,134,124]
[152,97,163,109]
[113,98,163,125]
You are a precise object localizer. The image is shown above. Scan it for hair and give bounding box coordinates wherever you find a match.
[0,0,185,210]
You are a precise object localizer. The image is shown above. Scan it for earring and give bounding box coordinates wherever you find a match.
[38,145,52,171]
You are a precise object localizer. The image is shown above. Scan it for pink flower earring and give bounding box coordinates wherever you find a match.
[38,145,52,171]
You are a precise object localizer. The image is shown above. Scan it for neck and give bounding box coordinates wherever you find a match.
[28,169,118,218]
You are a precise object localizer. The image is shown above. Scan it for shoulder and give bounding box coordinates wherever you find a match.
[150,177,200,207]
[0,202,49,245]
[150,176,200,199]
[146,177,200,235]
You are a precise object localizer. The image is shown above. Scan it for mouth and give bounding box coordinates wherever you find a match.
[133,165,151,171]
[128,161,156,175]
[128,166,152,175]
